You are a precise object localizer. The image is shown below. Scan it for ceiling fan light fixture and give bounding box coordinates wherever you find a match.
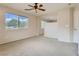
[24,3,46,13]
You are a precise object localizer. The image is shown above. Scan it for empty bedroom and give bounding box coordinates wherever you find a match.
[0,3,79,56]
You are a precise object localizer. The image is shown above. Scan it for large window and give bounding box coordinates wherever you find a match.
[5,13,28,29]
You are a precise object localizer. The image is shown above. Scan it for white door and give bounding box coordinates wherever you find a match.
[73,8,79,43]
[73,26,79,43]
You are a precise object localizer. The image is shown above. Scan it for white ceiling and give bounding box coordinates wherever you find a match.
[5,3,77,16]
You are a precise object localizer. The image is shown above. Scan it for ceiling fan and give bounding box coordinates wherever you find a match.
[24,3,46,13]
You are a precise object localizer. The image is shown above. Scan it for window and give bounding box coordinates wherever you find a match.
[5,13,18,29]
[18,16,28,28]
[5,13,28,29]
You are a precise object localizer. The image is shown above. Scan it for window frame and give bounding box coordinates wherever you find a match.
[18,15,29,29]
[4,13,29,29]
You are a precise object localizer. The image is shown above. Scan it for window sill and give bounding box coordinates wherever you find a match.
[5,27,28,31]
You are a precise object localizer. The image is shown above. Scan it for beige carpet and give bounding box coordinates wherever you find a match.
[0,36,78,56]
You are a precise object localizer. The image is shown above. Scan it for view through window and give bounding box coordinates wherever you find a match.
[5,13,28,29]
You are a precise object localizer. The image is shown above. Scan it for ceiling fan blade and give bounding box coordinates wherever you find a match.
[24,8,34,10]
[28,5,34,7]
[39,4,43,7]
[38,8,45,11]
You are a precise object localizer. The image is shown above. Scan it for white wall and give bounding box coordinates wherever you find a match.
[57,8,72,42]
[35,16,42,35]
[43,7,74,42]
[0,7,41,44]
[42,13,57,21]
[44,22,58,38]
[41,13,57,35]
